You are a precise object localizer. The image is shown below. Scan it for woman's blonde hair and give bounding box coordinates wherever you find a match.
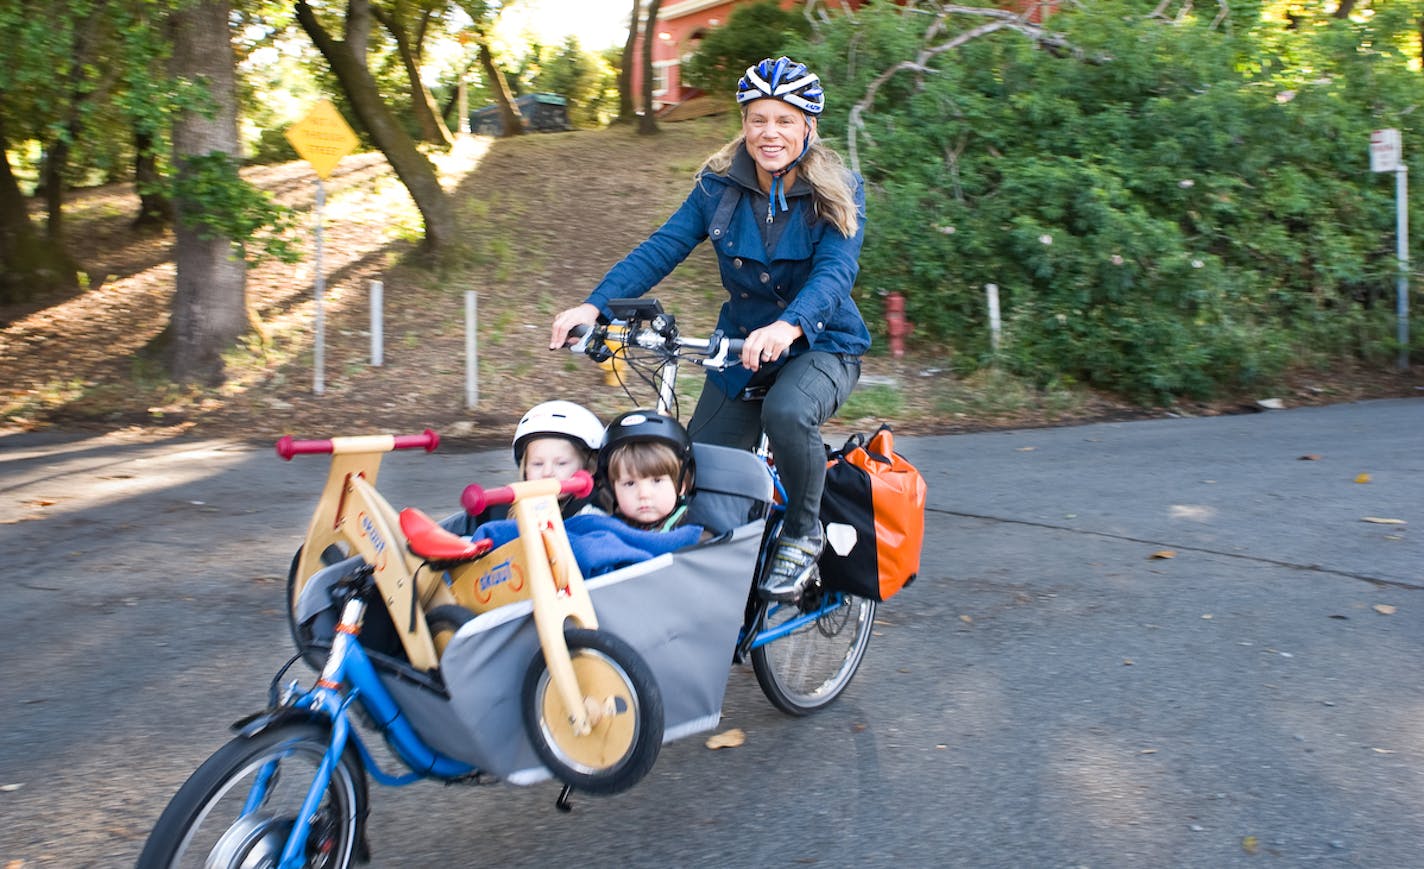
[700,121,859,238]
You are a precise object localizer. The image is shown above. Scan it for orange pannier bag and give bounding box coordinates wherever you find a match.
[817,425,928,601]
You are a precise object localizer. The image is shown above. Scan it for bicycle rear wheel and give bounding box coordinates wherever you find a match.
[751,586,876,716]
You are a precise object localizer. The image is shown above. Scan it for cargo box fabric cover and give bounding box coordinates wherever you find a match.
[436,521,760,783]
[296,522,760,783]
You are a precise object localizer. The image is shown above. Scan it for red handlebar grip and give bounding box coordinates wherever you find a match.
[275,435,333,461]
[461,470,594,516]
[393,429,440,452]
[563,470,594,499]
[461,482,514,516]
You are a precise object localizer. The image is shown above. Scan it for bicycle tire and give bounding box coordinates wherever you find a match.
[425,604,476,657]
[285,544,349,671]
[751,587,877,716]
[521,627,663,795]
[137,722,366,869]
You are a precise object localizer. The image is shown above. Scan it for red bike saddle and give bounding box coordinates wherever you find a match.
[398,508,494,562]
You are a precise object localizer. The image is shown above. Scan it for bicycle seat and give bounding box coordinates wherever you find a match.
[399,508,494,562]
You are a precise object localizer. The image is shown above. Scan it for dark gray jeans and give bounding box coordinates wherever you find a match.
[688,351,860,539]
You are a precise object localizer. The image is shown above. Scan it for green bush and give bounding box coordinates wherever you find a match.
[796,2,1420,403]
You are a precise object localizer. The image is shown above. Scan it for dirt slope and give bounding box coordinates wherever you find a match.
[1,117,1417,447]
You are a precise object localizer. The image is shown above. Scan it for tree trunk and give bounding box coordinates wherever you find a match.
[616,0,639,123]
[0,118,78,304]
[133,127,173,229]
[373,5,453,148]
[166,0,248,385]
[41,140,69,241]
[639,0,663,135]
[296,0,455,253]
[476,37,525,136]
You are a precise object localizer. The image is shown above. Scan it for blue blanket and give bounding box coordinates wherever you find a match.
[469,513,704,577]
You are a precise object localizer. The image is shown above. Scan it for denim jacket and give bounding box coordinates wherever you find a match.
[585,151,871,396]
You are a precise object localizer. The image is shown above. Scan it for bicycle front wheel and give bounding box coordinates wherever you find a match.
[751,587,876,716]
[137,722,365,869]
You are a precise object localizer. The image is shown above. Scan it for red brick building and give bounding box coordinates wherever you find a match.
[630,1,867,113]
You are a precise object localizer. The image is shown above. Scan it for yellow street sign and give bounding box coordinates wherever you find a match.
[285,99,359,180]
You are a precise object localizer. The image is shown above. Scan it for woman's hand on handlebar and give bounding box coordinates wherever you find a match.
[550,303,601,350]
[741,320,802,372]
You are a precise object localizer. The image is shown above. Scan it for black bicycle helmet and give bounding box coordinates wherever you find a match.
[598,410,695,491]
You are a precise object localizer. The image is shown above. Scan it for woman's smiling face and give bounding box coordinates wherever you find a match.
[741,98,813,177]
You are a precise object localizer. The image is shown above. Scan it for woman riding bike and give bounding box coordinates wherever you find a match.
[550,56,870,603]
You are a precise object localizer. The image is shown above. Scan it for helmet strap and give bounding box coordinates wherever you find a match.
[765,131,812,224]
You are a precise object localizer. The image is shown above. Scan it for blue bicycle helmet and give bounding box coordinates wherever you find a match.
[736,56,824,115]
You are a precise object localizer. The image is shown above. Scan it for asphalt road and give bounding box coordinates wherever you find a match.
[1,397,1420,868]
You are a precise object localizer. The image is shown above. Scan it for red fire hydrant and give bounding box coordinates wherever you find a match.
[884,292,914,357]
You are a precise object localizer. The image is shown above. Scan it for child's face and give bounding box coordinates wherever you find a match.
[612,470,679,526]
[523,437,585,481]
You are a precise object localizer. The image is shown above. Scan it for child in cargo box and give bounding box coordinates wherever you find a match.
[599,410,696,532]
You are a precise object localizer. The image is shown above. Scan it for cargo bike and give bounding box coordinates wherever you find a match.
[137,304,877,869]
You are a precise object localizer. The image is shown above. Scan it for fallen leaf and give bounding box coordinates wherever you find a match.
[1150,550,1177,560]
[1355,473,1372,484]
[1361,517,1406,525]
[705,728,745,750]
[1298,454,1322,461]
[30,499,56,507]
[1373,604,1398,616]
[1242,835,1259,854]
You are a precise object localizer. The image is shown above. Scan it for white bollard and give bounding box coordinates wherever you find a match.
[465,291,478,409]
[370,280,384,367]
[985,283,1002,353]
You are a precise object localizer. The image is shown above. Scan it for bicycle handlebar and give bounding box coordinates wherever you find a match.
[568,322,745,367]
[275,430,440,461]
[460,470,595,517]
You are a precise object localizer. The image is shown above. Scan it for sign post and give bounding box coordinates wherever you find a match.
[285,100,360,394]
[1371,129,1410,370]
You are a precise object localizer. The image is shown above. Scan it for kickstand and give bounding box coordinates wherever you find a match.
[555,784,574,813]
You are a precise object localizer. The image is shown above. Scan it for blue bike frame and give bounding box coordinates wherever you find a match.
[259,596,474,869]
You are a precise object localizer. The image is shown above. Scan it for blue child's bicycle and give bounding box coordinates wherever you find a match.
[137,305,875,869]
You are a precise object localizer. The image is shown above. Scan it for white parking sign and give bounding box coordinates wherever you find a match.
[1371,128,1402,172]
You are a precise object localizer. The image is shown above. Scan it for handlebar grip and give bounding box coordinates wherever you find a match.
[564,469,595,499]
[275,435,332,460]
[393,429,440,452]
[462,470,595,516]
[569,324,590,339]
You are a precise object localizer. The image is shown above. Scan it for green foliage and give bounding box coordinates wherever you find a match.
[682,0,812,97]
[519,37,618,127]
[800,2,1422,403]
[172,151,300,264]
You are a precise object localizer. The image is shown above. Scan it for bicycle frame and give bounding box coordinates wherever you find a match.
[255,585,475,869]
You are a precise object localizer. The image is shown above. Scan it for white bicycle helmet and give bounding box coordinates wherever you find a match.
[512,400,604,465]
